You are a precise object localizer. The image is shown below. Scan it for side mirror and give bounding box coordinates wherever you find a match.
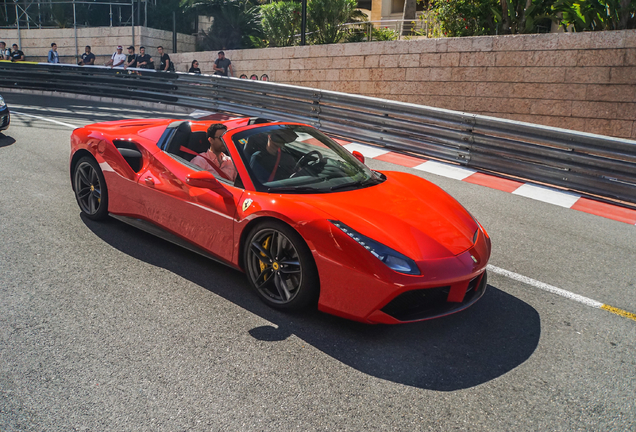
[352,150,365,164]
[186,171,233,198]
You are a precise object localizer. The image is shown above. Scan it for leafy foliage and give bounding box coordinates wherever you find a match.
[430,0,555,36]
[261,1,302,47]
[372,26,399,40]
[307,0,361,44]
[430,0,498,36]
[183,0,262,50]
[552,0,636,30]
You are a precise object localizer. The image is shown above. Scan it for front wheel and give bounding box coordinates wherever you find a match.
[73,156,109,220]
[244,221,319,310]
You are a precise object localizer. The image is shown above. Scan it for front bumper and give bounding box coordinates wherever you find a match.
[311,222,491,324]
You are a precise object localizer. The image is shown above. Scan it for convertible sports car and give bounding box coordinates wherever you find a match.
[70,117,491,324]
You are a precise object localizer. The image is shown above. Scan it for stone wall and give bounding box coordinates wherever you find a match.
[0,26,195,65]
[171,30,636,140]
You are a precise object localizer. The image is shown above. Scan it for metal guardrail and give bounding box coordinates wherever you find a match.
[1,61,635,205]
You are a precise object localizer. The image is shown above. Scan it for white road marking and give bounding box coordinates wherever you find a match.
[413,160,476,180]
[343,143,390,158]
[11,110,79,129]
[512,183,581,208]
[487,264,603,308]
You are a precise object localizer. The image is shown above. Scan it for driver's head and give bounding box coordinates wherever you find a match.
[266,129,297,155]
[207,123,228,153]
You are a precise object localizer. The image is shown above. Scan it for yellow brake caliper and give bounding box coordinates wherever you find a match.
[259,235,272,279]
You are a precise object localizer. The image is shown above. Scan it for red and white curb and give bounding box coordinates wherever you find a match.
[190,110,636,226]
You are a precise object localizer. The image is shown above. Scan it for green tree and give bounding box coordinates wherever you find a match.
[261,1,302,47]
[552,0,636,30]
[307,0,364,44]
[182,0,262,50]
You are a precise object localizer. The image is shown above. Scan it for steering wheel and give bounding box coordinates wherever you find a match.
[292,150,323,174]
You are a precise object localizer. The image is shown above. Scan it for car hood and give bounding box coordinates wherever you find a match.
[300,171,478,260]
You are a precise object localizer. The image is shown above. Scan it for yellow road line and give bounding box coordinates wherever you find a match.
[601,304,636,322]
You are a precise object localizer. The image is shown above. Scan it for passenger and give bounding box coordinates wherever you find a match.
[249,130,297,182]
[191,124,237,181]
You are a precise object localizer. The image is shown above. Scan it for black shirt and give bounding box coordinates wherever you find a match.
[126,53,137,68]
[11,50,24,61]
[214,58,231,76]
[188,67,201,74]
[81,52,95,65]
[160,53,173,71]
[137,54,151,68]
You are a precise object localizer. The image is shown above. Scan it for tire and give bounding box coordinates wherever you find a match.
[244,220,319,311]
[73,156,109,221]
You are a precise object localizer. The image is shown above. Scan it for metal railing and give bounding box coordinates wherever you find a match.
[1,61,635,205]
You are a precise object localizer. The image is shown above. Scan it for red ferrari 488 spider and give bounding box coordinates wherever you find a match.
[70,117,491,324]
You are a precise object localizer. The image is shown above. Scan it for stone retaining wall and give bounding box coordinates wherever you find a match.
[0,26,195,65]
[172,30,636,140]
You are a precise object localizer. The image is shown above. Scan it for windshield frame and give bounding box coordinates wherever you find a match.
[227,123,382,194]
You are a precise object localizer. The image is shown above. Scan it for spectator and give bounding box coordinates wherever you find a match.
[10,44,25,62]
[105,46,126,68]
[136,46,153,69]
[157,46,174,72]
[0,42,11,60]
[189,60,201,74]
[213,51,232,77]
[124,46,137,69]
[79,46,95,66]
[239,74,247,79]
[48,43,59,64]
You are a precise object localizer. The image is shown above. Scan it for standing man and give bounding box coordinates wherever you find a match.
[79,46,95,65]
[10,44,25,62]
[105,46,126,68]
[0,42,11,60]
[48,43,59,63]
[124,46,137,69]
[213,51,233,77]
[157,46,174,72]
[136,46,153,69]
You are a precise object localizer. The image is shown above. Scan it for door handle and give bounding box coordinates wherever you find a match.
[144,176,155,186]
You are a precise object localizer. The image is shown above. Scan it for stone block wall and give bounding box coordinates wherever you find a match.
[172,30,636,140]
[0,26,195,65]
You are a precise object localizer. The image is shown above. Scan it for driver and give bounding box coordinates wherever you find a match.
[191,124,237,181]
[249,130,298,183]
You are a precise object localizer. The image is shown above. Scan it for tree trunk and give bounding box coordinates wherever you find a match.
[500,0,511,34]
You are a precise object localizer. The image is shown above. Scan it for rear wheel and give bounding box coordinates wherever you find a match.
[244,221,319,310]
[73,156,109,220]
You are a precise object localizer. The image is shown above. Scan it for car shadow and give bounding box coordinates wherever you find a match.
[0,133,15,147]
[82,215,541,392]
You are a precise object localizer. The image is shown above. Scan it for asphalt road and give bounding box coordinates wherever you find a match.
[1,93,635,431]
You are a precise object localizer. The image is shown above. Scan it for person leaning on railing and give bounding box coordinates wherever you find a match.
[79,46,95,66]
[136,46,154,69]
[10,44,25,62]
[48,43,59,64]
[105,46,126,68]
[0,41,11,60]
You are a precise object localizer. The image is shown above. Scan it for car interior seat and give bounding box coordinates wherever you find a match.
[165,121,192,158]
[180,131,208,162]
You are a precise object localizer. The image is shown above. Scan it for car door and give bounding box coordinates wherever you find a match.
[136,150,243,264]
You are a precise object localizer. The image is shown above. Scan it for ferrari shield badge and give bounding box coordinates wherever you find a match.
[242,198,253,212]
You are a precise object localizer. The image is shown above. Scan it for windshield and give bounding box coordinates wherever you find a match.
[232,124,384,193]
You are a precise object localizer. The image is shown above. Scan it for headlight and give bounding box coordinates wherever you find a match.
[0,96,5,108]
[330,220,420,275]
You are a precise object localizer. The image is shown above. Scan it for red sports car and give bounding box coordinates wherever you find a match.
[70,117,491,324]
